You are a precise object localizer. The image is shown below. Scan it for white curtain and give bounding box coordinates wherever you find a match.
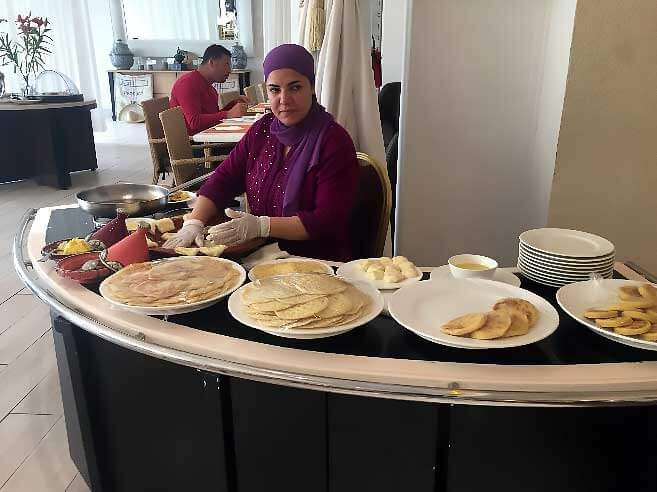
[316,0,385,166]
[297,0,333,57]
[263,0,291,56]
[122,0,220,41]
[0,0,107,130]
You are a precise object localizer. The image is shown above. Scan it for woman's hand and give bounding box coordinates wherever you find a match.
[162,219,205,249]
[206,209,270,246]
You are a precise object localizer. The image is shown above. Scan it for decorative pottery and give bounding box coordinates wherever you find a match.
[231,43,247,69]
[110,40,135,70]
[174,47,186,64]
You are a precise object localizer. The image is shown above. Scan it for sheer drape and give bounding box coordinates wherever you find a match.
[0,0,108,130]
[262,0,291,55]
[316,0,385,165]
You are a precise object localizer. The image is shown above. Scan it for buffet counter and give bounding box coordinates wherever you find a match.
[14,205,657,492]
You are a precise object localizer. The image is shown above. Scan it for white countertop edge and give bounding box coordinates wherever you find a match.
[26,206,657,397]
[0,99,97,111]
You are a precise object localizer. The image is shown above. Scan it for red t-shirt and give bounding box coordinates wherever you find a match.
[169,70,235,135]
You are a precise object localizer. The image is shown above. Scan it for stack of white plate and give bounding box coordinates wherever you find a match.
[518,228,615,288]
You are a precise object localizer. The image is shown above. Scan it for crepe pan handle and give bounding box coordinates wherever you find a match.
[167,171,215,195]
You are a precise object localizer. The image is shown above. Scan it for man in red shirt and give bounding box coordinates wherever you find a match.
[170,44,248,135]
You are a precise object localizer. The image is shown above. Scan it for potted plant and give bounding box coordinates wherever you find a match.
[0,13,53,96]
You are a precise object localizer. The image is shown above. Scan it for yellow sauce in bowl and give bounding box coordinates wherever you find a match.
[453,262,490,271]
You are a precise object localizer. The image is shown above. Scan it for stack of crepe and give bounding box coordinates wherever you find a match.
[249,260,330,280]
[242,273,370,329]
[102,257,240,307]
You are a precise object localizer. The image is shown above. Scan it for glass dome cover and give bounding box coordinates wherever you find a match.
[33,70,84,101]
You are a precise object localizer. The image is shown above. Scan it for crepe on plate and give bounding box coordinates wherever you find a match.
[102,256,241,307]
[250,260,330,280]
[241,273,370,329]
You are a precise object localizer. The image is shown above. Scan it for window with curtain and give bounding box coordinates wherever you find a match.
[122,0,222,41]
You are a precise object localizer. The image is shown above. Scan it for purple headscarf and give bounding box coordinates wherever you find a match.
[263,44,334,216]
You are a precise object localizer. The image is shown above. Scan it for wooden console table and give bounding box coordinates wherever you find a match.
[0,100,98,189]
[107,69,251,121]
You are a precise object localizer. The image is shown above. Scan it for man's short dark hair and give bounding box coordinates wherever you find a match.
[201,44,231,64]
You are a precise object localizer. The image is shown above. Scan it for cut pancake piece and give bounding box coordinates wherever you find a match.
[471,310,512,340]
[441,313,487,336]
[622,310,657,323]
[583,309,619,319]
[502,309,530,337]
[493,298,539,327]
[613,320,651,336]
[638,284,657,300]
[618,286,641,300]
[595,316,632,328]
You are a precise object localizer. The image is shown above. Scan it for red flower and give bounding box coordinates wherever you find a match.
[33,17,43,27]
[16,14,23,23]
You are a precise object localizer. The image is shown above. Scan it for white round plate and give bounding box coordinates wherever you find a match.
[429,265,521,287]
[247,258,334,282]
[168,191,197,204]
[556,279,657,351]
[518,257,613,279]
[517,259,613,282]
[388,278,560,349]
[518,252,615,272]
[519,228,615,258]
[99,257,246,316]
[518,243,615,266]
[336,259,422,291]
[227,280,384,339]
[517,265,612,288]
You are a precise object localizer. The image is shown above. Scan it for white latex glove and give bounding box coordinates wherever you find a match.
[162,219,205,249]
[206,208,270,246]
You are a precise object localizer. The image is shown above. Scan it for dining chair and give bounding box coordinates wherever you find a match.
[244,84,260,104]
[350,152,392,258]
[142,97,173,184]
[256,82,268,102]
[159,107,228,186]
[219,90,241,108]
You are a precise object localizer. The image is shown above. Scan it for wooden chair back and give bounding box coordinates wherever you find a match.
[244,85,259,104]
[257,82,268,102]
[219,90,240,108]
[142,97,171,183]
[350,152,392,258]
[159,107,198,185]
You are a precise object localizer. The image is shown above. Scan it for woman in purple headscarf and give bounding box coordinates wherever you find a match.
[164,44,359,261]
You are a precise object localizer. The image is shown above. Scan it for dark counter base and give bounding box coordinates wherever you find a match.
[0,106,97,188]
[52,314,657,492]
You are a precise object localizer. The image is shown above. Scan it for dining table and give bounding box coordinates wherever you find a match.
[13,204,657,492]
[191,115,259,144]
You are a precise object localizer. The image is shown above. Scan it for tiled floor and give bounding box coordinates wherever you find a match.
[0,119,152,491]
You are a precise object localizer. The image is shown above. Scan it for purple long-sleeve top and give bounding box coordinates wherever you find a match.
[198,113,359,261]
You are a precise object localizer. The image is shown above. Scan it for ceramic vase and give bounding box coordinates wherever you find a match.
[110,40,135,70]
[231,43,247,69]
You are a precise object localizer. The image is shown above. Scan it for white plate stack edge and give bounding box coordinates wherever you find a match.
[517,228,615,288]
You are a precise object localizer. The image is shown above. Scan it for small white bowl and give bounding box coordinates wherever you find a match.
[448,254,498,280]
